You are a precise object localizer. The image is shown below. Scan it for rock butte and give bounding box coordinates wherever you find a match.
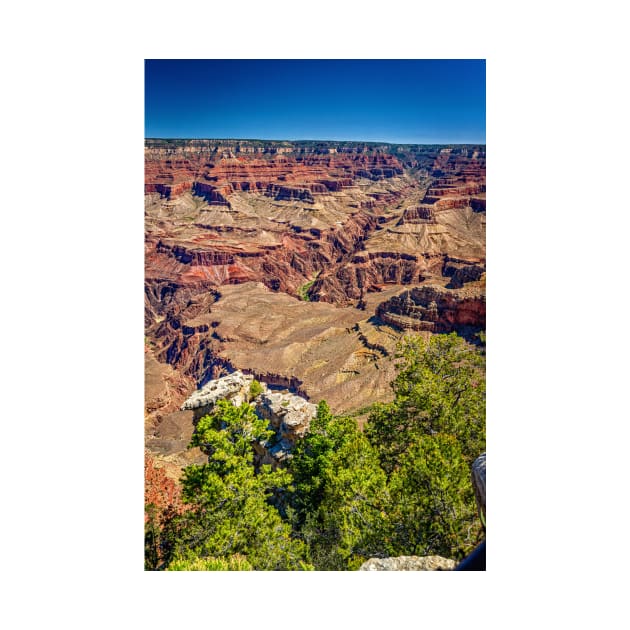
[145,140,485,472]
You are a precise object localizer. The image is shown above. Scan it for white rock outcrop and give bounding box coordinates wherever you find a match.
[256,392,316,443]
[181,371,254,411]
[181,372,316,467]
[255,391,317,465]
[359,556,456,571]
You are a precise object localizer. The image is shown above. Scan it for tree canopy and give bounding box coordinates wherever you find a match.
[366,332,486,472]
[147,332,485,570]
[160,400,311,570]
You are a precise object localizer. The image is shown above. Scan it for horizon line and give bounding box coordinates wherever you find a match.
[145,137,486,146]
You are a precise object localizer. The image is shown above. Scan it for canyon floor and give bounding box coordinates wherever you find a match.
[144,140,486,477]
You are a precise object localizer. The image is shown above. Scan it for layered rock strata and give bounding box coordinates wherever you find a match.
[149,282,402,414]
[145,140,486,477]
[145,152,404,204]
[147,209,381,297]
[145,141,485,307]
[376,285,485,333]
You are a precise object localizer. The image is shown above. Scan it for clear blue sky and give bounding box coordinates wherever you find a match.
[145,59,485,144]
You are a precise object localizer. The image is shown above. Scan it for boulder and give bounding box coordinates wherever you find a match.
[359,556,456,571]
[256,391,316,442]
[254,391,317,465]
[181,370,254,412]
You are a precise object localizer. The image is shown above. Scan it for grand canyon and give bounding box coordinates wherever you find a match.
[145,139,485,472]
[144,138,486,569]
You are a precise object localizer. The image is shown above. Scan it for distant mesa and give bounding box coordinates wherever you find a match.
[145,142,407,205]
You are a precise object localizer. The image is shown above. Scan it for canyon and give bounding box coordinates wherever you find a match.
[144,139,485,480]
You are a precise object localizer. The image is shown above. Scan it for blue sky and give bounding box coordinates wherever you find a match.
[145,59,485,144]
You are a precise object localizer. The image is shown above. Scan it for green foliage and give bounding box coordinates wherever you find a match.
[166,400,312,570]
[189,399,273,463]
[144,505,161,570]
[289,401,337,521]
[388,434,481,559]
[297,274,319,301]
[167,553,253,571]
[366,332,485,473]
[151,333,485,570]
[290,402,391,570]
[145,501,182,571]
[248,379,264,401]
[361,333,485,559]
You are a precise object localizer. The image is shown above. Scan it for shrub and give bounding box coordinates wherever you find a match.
[167,554,253,571]
[249,379,264,400]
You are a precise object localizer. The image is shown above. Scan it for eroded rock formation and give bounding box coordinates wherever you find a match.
[180,371,317,468]
[145,142,484,309]
[254,391,317,466]
[376,285,485,333]
[144,452,185,520]
[182,370,253,415]
[145,149,404,204]
[359,556,456,571]
[149,281,401,414]
[443,258,486,289]
[144,140,486,483]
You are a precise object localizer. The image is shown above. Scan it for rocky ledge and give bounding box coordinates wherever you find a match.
[359,556,456,571]
[181,370,253,412]
[254,391,316,465]
[181,371,316,467]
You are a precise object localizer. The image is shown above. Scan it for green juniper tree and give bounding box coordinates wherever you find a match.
[366,332,486,474]
[387,433,481,559]
[165,400,311,570]
[290,402,391,570]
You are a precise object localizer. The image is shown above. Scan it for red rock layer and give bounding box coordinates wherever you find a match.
[144,453,183,520]
[376,286,485,333]
[145,209,387,385]
[397,205,436,224]
[395,150,486,228]
[311,251,435,305]
[147,211,380,297]
[145,153,404,201]
[145,142,486,384]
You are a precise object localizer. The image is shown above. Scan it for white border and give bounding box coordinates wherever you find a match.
[4,1,628,628]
